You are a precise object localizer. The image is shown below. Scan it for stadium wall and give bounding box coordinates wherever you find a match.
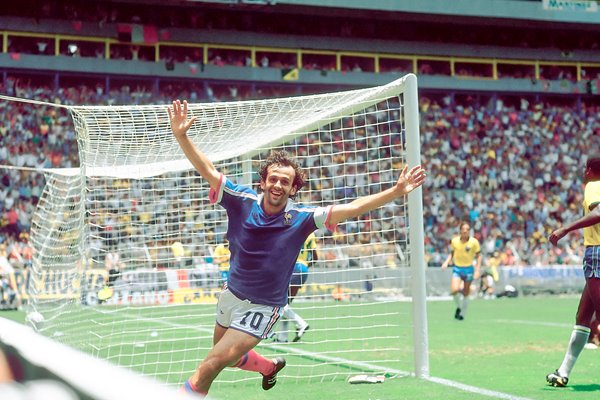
[0,53,591,95]
[2,265,582,307]
[2,16,599,63]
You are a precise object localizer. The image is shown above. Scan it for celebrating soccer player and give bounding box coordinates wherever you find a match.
[168,99,426,396]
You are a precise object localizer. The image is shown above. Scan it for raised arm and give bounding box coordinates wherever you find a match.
[168,100,221,190]
[327,165,426,227]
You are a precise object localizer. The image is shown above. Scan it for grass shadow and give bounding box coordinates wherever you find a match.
[571,384,600,392]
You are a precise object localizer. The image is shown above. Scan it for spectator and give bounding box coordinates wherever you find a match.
[0,245,13,274]
[332,284,350,301]
[1,77,599,270]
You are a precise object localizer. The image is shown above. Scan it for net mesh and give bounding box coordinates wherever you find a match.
[27,76,424,387]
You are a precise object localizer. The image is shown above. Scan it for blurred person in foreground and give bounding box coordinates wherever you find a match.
[546,153,600,388]
[441,221,481,320]
[168,100,426,397]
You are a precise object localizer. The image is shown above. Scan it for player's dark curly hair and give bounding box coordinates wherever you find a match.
[587,153,600,174]
[258,150,306,198]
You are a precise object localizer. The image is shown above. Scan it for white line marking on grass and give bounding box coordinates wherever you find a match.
[492,319,571,328]
[121,312,530,399]
[274,345,532,400]
[425,376,532,400]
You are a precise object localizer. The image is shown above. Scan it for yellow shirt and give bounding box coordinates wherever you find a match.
[297,233,318,267]
[450,236,480,267]
[171,241,185,258]
[214,244,231,272]
[583,181,600,246]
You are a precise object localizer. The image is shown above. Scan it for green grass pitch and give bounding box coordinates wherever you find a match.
[3,295,598,399]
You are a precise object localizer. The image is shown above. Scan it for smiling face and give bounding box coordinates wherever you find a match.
[260,164,297,215]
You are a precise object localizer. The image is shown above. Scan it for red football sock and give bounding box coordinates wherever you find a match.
[233,350,275,375]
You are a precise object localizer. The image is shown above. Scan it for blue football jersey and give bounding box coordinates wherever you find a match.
[210,174,332,306]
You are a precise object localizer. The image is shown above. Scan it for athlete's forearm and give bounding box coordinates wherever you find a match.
[328,185,400,225]
[562,208,600,235]
[175,134,220,189]
[441,253,452,267]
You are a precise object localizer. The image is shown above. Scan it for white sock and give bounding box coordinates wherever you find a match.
[282,304,293,319]
[284,305,307,328]
[558,325,590,377]
[453,292,462,308]
[277,319,289,342]
[460,295,469,316]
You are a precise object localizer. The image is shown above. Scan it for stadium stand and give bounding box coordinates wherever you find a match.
[0,0,599,272]
[1,2,600,397]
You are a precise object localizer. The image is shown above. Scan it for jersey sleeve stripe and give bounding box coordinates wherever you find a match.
[324,205,337,232]
[209,174,225,204]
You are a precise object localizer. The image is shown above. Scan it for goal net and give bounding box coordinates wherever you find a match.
[25,74,428,390]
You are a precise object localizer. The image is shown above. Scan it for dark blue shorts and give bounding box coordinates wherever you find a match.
[290,271,308,287]
[584,246,600,278]
[452,266,474,281]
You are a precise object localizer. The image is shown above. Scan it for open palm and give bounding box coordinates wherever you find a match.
[396,165,426,195]
[168,100,197,138]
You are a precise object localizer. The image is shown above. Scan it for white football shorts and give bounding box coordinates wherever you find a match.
[216,287,283,339]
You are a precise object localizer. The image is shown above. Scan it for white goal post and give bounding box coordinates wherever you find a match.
[20,73,428,389]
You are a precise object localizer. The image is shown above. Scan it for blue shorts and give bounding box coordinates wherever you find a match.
[219,270,229,284]
[291,262,308,287]
[290,272,308,287]
[584,246,600,278]
[452,266,474,282]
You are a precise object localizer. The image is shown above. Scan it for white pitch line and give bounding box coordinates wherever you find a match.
[272,345,533,400]
[425,376,532,400]
[491,319,572,328]
[114,311,531,400]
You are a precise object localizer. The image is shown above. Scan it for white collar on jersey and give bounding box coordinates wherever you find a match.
[257,193,296,214]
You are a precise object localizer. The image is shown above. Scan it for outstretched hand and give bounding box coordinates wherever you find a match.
[168,100,197,138]
[396,165,427,195]
[548,227,567,247]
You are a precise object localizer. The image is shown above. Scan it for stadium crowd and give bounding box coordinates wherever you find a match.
[1,76,599,274]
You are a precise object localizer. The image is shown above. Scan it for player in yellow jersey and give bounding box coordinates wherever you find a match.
[213,235,231,285]
[441,222,481,320]
[272,233,318,342]
[546,153,600,388]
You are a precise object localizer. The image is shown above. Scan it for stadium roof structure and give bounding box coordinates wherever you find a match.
[183,0,600,27]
